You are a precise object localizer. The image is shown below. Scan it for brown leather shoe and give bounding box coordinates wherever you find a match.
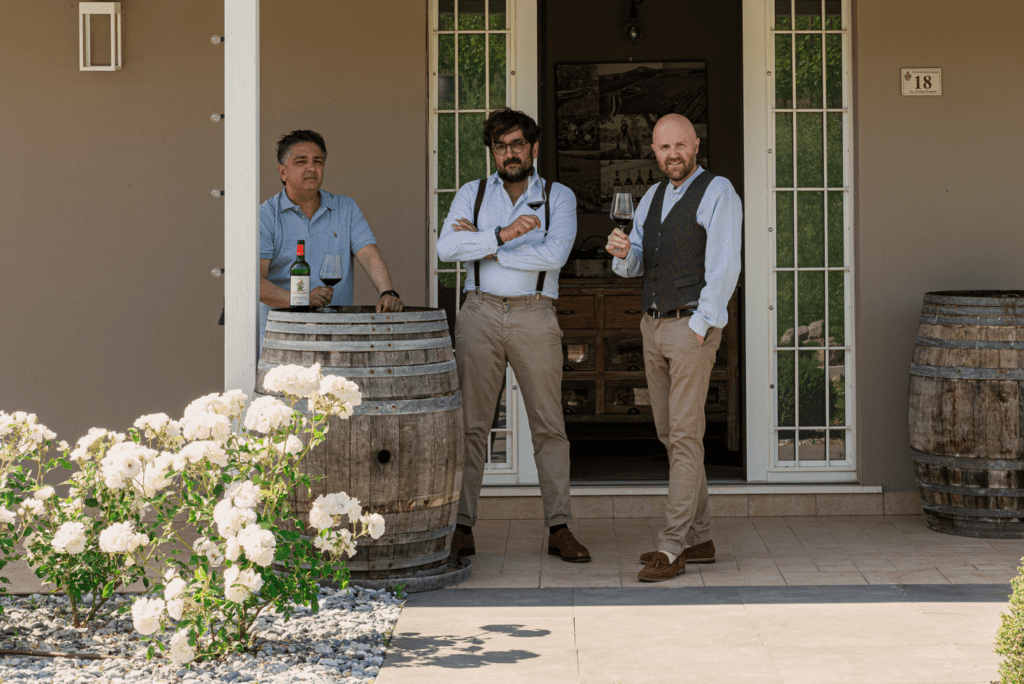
[637,551,686,582]
[547,528,591,563]
[638,540,715,565]
[450,528,475,559]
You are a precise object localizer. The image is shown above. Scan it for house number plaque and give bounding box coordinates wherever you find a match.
[901,68,942,96]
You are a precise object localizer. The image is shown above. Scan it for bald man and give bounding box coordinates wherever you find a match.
[606,114,743,582]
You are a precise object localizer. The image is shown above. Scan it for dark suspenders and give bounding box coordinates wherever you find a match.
[472,178,554,295]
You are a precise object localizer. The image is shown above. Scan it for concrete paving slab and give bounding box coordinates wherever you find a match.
[766,643,985,684]
[577,644,784,684]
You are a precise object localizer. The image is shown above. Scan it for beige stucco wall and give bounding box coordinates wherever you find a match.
[854,1,1024,490]
[0,1,427,446]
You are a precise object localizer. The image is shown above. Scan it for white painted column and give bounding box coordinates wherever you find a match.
[223,0,259,394]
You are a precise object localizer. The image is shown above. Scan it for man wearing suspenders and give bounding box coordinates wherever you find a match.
[437,108,591,564]
[607,114,743,581]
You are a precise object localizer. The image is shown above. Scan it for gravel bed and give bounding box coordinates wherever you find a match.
[0,587,404,683]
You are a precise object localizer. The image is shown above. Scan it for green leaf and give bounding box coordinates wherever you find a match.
[84,499,99,508]
[102,581,115,598]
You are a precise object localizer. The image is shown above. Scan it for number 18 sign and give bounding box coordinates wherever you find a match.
[901,68,942,96]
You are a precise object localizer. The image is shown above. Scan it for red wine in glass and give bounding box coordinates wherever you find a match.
[317,254,343,313]
[321,277,341,287]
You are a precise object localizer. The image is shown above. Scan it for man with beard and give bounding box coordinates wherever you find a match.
[437,108,590,564]
[258,129,403,353]
[605,114,742,581]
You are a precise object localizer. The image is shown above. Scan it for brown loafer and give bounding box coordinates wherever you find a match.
[450,528,475,559]
[638,540,715,565]
[547,528,591,563]
[637,551,686,582]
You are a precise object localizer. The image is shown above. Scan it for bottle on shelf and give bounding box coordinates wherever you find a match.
[623,172,633,197]
[290,240,311,308]
[646,169,656,189]
[635,170,645,202]
[613,170,621,190]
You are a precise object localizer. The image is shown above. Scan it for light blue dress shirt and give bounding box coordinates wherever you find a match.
[612,167,743,337]
[436,172,577,298]
[258,189,377,349]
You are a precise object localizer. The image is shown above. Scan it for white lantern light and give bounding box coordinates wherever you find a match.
[79,3,122,71]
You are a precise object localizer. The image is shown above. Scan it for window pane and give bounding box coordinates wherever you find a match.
[438,0,454,30]
[437,191,455,231]
[489,33,507,109]
[438,113,456,189]
[794,0,820,29]
[776,191,794,267]
[794,34,822,108]
[457,33,486,109]
[459,112,487,187]
[824,0,842,29]
[777,271,795,346]
[774,0,792,30]
[828,349,846,427]
[796,112,823,188]
[826,112,842,187]
[796,190,824,267]
[829,429,847,461]
[457,0,485,29]
[827,191,843,266]
[798,350,826,427]
[825,34,842,109]
[828,270,845,345]
[778,430,796,461]
[798,430,826,460]
[777,351,796,427]
[438,34,455,110]
[798,270,825,347]
[775,112,793,186]
[489,0,506,29]
[774,35,793,109]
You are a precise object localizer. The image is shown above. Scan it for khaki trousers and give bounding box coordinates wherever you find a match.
[455,291,572,527]
[641,314,723,556]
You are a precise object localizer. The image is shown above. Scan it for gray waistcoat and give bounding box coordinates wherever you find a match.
[641,171,716,312]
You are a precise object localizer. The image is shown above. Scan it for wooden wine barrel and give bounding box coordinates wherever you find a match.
[255,306,464,578]
[908,290,1024,538]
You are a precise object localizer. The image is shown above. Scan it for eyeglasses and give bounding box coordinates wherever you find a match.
[491,139,529,156]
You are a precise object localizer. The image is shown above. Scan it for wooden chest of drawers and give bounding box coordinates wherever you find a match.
[557,276,741,450]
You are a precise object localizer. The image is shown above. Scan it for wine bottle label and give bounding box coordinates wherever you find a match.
[290,276,310,306]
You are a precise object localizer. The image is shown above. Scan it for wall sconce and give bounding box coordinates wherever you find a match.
[79,2,122,71]
[624,0,644,45]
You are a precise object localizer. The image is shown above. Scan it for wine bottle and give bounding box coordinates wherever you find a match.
[647,169,656,189]
[290,240,311,308]
[613,171,621,190]
[635,170,645,201]
[623,173,633,196]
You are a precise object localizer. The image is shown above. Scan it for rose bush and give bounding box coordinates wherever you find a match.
[0,365,383,666]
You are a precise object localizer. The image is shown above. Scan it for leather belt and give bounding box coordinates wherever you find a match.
[646,307,697,320]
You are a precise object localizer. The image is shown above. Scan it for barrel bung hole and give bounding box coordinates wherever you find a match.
[377,450,392,465]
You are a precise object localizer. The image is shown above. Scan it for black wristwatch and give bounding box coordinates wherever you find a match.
[495,226,505,247]
[379,289,401,300]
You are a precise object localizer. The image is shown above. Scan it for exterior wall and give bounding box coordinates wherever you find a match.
[854,0,1024,490]
[0,1,428,445]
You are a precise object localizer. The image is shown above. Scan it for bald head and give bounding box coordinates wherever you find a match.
[651,114,700,186]
[652,113,697,142]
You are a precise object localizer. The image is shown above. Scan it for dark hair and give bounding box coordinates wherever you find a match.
[482,108,540,149]
[276,130,327,166]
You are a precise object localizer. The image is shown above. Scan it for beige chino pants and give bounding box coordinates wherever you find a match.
[641,314,723,556]
[455,291,573,528]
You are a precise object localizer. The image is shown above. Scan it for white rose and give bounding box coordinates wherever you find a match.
[181,412,232,444]
[225,536,241,562]
[276,434,304,456]
[318,375,362,406]
[51,521,89,555]
[225,480,261,509]
[264,363,322,399]
[0,507,16,525]
[243,396,295,434]
[34,486,55,500]
[237,524,276,568]
[164,577,187,601]
[133,413,171,439]
[99,522,148,553]
[168,629,195,666]
[192,537,224,567]
[308,504,334,531]
[18,499,45,518]
[220,390,248,419]
[166,599,184,622]
[131,597,165,636]
[362,513,386,540]
[183,393,221,419]
[223,566,250,603]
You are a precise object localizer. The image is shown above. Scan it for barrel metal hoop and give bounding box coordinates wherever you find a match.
[921,303,1024,317]
[919,314,1024,326]
[914,336,1024,351]
[909,362,1024,381]
[921,501,1024,519]
[259,359,457,378]
[268,309,446,323]
[266,320,450,336]
[917,481,1024,498]
[371,522,456,546]
[345,548,451,572]
[912,452,1024,471]
[254,391,463,415]
[923,292,1024,308]
[263,337,452,352]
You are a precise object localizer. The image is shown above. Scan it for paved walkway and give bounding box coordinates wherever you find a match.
[376,515,1024,684]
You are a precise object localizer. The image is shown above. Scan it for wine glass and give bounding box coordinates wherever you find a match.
[317,254,342,313]
[610,192,634,234]
[525,181,547,213]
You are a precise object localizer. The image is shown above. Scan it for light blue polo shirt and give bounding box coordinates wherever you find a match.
[258,189,377,351]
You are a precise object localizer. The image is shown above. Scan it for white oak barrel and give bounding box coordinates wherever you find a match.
[255,306,464,578]
[908,290,1024,538]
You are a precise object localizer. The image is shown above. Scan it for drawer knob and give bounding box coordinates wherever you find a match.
[628,407,641,414]
[558,310,575,315]
[563,364,573,372]
[627,364,641,371]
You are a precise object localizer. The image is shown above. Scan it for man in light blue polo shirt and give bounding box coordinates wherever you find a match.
[258,130,403,352]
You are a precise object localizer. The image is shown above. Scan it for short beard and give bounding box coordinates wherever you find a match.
[661,158,695,182]
[497,159,533,184]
